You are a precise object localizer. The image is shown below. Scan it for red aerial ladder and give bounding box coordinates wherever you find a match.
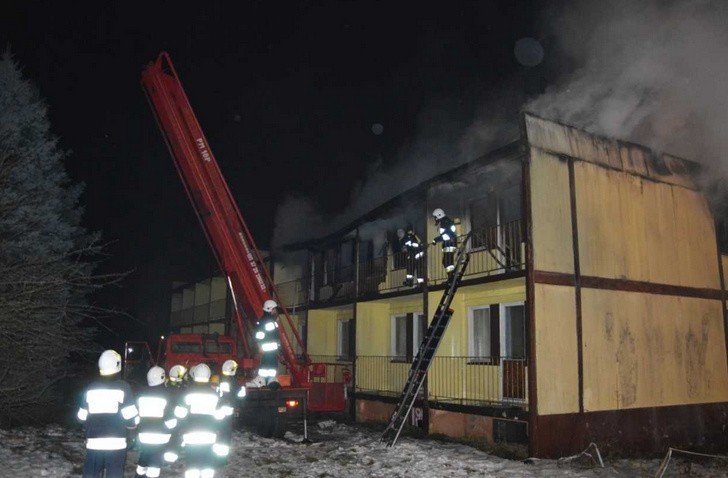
[138,52,345,432]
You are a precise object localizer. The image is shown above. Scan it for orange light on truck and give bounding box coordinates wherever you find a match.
[286,400,299,408]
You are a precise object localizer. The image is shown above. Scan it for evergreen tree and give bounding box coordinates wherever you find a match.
[0,51,106,423]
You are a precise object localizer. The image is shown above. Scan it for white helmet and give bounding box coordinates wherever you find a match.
[98,350,122,376]
[147,366,166,387]
[169,364,187,383]
[397,228,405,240]
[222,359,238,376]
[432,208,445,220]
[263,299,278,313]
[190,363,211,382]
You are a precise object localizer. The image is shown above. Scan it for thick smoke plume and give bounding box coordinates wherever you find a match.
[276,0,728,249]
[529,0,728,172]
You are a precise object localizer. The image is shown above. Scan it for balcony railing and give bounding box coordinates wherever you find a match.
[282,220,524,305]
[355,355,528,409]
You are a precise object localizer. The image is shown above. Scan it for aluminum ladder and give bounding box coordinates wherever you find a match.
[381,237,471,447]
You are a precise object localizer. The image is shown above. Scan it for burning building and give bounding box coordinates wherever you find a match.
[266,111,728,457]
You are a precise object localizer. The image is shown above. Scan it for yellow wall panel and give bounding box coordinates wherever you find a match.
[581,289,728,411]
[644,181,678,284]
[529,149,574,274]
[575,162,626,279]
[575,161,720,289]
[307,309,348,356]
[670,187,720,289]
[534,283,579,415]
[356,302,391,356]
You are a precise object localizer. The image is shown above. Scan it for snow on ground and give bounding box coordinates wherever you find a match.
[1,420,728,477]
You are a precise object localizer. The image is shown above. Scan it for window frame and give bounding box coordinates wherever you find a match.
[336,318,353,361]
[468,305,493,364]
[390,312,425,362]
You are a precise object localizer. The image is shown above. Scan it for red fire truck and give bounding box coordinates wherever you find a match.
[125,52,348,437]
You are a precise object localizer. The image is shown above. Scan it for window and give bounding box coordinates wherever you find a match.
[469,306,492,362]
[170,342,201,354]
[391,313,426,361]
[502,303,526,359]
[337,319,354,360]
[203,341,233,354]
[469,184,521,254]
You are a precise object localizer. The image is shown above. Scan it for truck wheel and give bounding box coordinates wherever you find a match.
[257,406,276,438]
[273,410,288,439]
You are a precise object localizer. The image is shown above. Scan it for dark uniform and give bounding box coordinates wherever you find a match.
[402,228,424,286]
[255,311,280,384]
[175,378,224,477]
[214,372,239,468]
[432,215,458,280]
[134,384,177,477]
[77,375,138,478]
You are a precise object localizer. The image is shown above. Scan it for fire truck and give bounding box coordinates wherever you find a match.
[125,52,347,437]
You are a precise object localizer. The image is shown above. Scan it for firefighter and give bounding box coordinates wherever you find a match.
[431,208,458,282]
[399,227,424,287]
[134,366,178,477]
[255,300,281,386]
[166,364,187,459]
[214,359,239,468]
[77,349,139,478]
[174,363,225,478]
[169,364,188,387]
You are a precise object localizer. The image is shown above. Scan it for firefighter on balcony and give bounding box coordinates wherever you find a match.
[399,228,424,287]
[255,299,281,386]
[214,359,239,468]
[77,349,139,478]
[431,208,458,281]
[174,363,226,478]
[134,366,178,477]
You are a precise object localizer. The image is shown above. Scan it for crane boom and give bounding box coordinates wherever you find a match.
[141,52,310,387]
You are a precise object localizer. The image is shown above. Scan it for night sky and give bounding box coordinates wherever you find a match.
[1,2,542,345]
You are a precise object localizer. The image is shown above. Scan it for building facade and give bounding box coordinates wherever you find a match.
[176,113,728,457]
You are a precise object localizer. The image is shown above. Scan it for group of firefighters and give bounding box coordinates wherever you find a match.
[77,299,281,478]
[76,209,459,477]
[398,208,460,287]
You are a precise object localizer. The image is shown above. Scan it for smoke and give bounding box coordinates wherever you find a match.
[273,87,524,248]
[272,0,728,249]
[528,0,728,172]
[272,90,522,249]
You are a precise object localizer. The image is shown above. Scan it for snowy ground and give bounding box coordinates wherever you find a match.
[2,419,728,477]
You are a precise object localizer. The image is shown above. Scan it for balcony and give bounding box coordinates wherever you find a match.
[311,220,524,303]
[355,355,528,409]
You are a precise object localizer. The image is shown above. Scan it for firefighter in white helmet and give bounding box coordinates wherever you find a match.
[174,363,225,478]
[431,208,458,282]
[77,349,139,478]
[254,300,280,386]
[134,366,178,477]
[213,359,239,468]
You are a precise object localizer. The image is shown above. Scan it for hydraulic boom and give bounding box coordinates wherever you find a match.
[141,52,310,387]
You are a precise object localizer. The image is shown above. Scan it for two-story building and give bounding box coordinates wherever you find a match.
[270,112,728,457]
[171,112,728,457]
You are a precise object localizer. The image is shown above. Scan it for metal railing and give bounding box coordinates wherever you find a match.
[291,220,524,304]
[355,355,528,409]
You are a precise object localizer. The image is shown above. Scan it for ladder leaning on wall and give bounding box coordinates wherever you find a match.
[381,234,471,447]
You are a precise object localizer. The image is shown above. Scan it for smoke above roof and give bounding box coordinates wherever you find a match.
[528,0,728,173]
[272,92,522,249]
[274,0,728,249]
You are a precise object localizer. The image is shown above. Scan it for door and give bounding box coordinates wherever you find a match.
[500,302,526,401]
